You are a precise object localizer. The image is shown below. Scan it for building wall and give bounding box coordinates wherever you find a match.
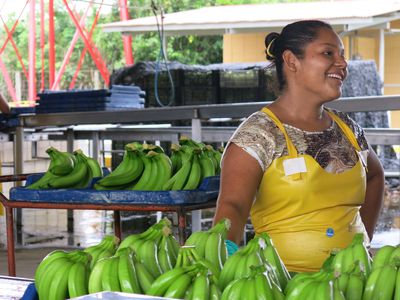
[223,27,399,128]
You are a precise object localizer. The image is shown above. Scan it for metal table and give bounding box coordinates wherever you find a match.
[0,174,217,277]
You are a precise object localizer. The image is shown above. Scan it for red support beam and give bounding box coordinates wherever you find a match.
[28,0,37,103]
[118,0,133,65]
[62,0,110,86]
[51,4,92,90]
[0,17,29,80]
[48,0,55,88]
[40,0,45,91]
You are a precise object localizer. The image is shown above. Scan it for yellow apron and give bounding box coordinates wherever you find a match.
[250,107,368,273]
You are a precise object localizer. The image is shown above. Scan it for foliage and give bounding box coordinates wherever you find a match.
[0,0,316,93]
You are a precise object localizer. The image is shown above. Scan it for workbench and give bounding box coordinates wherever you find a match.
[0,173,218,277]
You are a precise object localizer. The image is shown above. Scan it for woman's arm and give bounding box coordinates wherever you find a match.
[213,143,264,245]
[360,145,385,241]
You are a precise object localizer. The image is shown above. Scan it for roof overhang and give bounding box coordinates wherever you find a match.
[100,0,400,36]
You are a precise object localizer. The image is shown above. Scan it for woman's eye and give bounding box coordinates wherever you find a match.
[323,51,333,56]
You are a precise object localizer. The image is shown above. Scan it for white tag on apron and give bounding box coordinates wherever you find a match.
[283,157,307,176]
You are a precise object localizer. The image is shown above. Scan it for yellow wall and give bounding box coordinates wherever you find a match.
[223,33,267,63]
[223,28,399,128]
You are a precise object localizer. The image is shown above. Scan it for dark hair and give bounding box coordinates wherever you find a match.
[265,20,333,91]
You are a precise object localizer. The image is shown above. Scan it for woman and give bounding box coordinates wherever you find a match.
[213,20,385,273]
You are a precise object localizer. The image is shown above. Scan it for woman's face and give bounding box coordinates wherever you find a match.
[293,27,348,102]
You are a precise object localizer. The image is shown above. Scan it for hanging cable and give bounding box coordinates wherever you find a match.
[151,0,175,107]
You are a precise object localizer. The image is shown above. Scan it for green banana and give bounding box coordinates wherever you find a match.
[371,263,397,300]
[163,272,194,299]
[169,152,194,190]
[26,171,58,189]
[153,152,172,190]
[133,257,156,294]
[130,153,153,190]
[170,143,183,173]
[363,266,383,300]
[393,267,400,300]
[96,148,144,187]
[183,153,202,190]
[223,277,247,300]
[136,238,163,277]
[345,273,364,300]
[68,261,89,298]
[198,152,216,181]
[209,282,222,300]
[157,234,175,273]
[336,273,349,294]
[35,249,69,290]
[140,151,159,190]
[204,232,225,271]
[47,147,75,176]
[218,251,243,290]
[190,272,210,300]
[88,258,108,293]
[388,245,400,264]
[184,231,209,258]
[254,272,274,300]
[81,152,103,178]
[101,256,121,292]
[47,150,89,189]
[84,235,119,269]
[47,259,74,300]
[117,247,142,294]
[371,245,395,270]
[259,232,291,290]
[37,255,71,300]
[147,266,193,296]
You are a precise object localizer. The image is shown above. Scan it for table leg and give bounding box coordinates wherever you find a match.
[177,208,187,245]
[114,210,122,241]
[6,206,16,276]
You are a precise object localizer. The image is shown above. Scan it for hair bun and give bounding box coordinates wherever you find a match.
[265,32,280,61]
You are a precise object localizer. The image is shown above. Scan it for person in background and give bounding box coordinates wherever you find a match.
[213,20,385,273]
[0,92,10,114]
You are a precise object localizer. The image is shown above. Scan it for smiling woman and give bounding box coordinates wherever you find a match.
[212,20,385,273]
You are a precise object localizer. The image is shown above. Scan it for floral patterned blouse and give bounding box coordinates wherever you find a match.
[227,109,369,174]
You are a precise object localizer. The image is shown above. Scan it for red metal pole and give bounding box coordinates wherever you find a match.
[69,3,102,89]
[62,0,110,85]
[0,17,29,80]
[48,0,55,88]
[51,4,91,90]
[118,0,134,65]
[40,0,45,91]
[28,0,37,103]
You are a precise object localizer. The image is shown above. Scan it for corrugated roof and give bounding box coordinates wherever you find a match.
[101,0,400,35]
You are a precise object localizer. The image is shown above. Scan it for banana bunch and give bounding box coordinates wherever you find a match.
[218,235,279,291]
[258,232,291,290]
[175,246,221,278]
[284,268,345,300]
[88,247,156,294]
[94,142,144,190]
[333,261,367,300]
[331,233,372,276]
[184,218,230,272]
[221,264,285,300]
[362,244,400,300]
[27,147,102,189]
[117,217,180,277]
[147,262,222,299]
[163,137,219,191]
[84,235,120,270]
[129,149,173,191]
[35,249,91,300]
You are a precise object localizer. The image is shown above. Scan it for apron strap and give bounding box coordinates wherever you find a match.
[325,110,362,152]
[261,107,298,158]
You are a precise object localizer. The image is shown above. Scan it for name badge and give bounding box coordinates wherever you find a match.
[283,157,307,176]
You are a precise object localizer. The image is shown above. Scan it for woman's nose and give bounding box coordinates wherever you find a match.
[335,55,348,68]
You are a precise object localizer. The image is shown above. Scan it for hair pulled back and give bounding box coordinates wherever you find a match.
[265,20,333,91]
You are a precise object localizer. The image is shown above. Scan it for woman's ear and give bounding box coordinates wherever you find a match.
[282,50,298,72]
